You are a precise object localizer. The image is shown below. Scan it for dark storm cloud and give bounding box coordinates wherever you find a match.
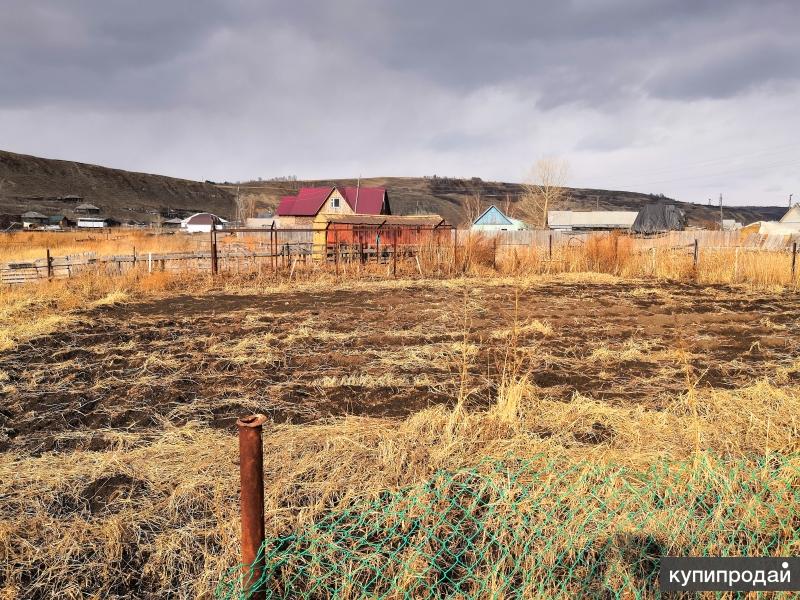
[0,0,799,205]
[2,0,798,111]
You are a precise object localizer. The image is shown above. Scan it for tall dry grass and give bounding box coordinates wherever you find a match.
[0,230,210,263]
[2,378,798,598]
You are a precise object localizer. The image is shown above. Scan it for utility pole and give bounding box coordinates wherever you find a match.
[354,175,361,214]
[790,193,794,207]
[719,193,723,230]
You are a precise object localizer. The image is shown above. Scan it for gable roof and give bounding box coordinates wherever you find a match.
[22,211,47,219]
[340,187,387,214]
[75,203,100,211]
[276,186,387,216]
[780,204,800,224]
[473,205,514,226]
[276,187,334,216]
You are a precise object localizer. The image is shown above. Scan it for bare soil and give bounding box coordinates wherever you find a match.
[3,279,799,454]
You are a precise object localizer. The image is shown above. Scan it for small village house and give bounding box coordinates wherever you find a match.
[181,212,227,233]
[21,211,48,229]
[471,205,528,231]
[277,186,390,228]
[161,217,184,229]
[780,204,800,226]
[74,203,101,215]
[45,215,72,230]
[548,210,639,231]
[740,205,800,236]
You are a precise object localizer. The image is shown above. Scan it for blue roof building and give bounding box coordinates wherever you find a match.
[470,205,528,231]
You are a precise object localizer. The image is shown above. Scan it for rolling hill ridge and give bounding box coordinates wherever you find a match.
[0,149,787,227]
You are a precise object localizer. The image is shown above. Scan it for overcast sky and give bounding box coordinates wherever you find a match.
[1,1,799,206]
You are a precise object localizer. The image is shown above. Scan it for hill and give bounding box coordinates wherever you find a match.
[221,176,787,227]
[0,150,786,228]
[0,150,235,224]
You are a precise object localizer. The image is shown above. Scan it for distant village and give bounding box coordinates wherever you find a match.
[14,185,800,236]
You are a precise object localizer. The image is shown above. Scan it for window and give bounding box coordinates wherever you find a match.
[331,197,340,209]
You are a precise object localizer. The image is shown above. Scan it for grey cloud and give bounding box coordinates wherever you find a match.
[0,0,798,206]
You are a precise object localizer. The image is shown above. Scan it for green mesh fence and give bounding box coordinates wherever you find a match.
[217,454,800,599]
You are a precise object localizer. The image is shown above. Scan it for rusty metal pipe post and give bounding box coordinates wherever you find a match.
[791,242,797,283]
[237,414,268,600]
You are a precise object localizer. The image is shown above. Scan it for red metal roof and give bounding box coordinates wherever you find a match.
[276,186,387,216]
[340,187,386,214]
[276,187,333,216]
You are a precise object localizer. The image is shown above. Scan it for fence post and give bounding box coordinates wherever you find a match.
[792,242,797,283]
[453,228,458,274]
[46,249,53,279]
[210,227,218,275]
[693,239,699,274]
[334,227,339,277]
[393,230,398,278]
[237,414,268,600]
[148,252,153,274]
[549,233,553,261]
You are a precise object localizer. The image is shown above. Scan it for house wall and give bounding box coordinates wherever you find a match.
[317,189,354,216]
[77,219,107,228]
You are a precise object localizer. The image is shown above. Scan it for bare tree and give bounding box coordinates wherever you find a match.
[521,158,569,228]
[463,192,483,225]
[235,188,257,224]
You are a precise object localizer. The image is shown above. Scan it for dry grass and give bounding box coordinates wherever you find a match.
[2,258,799,597]
[0,230,204,263]
[1,377,798,598]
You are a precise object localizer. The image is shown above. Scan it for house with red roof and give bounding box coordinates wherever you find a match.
[276,186,390,227]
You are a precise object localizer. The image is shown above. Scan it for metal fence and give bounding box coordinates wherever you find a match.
[3,228,799,285]
[216,452,799,599]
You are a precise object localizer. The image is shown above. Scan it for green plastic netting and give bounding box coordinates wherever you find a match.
[217,453,799,599]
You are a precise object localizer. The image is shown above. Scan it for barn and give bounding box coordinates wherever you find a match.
[21,211,48,229]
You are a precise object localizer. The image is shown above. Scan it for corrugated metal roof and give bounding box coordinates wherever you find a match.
[276,187,334,216]
[276,186,387,216]
[548,210,638,228]
[340,187,386,214]
[22,211,47,219]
